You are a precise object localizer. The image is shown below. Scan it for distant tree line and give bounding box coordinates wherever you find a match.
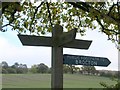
[1,61,50,74]
[1,61,28,74]
[0,61,118,78]
[1,61,97,75]
[29,63,50,74]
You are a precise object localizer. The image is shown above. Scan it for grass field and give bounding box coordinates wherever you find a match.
[2,74,117,88]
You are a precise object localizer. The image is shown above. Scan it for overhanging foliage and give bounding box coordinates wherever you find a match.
[1,1,120,49]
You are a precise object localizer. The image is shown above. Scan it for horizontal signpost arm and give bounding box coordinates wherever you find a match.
[18,35,92,49]
[63,39,92,49]
[18,35,52,47]
[63,54,111,67]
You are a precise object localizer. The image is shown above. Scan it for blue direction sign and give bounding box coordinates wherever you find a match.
[63,54,111,67]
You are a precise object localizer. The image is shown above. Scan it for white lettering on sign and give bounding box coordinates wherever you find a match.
[66,55,98,66]
[75,59,97,66]
[75,60,79,64]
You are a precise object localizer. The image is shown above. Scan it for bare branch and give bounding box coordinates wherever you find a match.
[117,1,120,44]
[117,1,120,22]
[1,2,21,31]
[69,2,118,24]
[2,24,11,28]
[29,2,44,32]
[1,23,14,32]
[96,16,118,35]
[107,3,117,16]
[46,2,53,27]
[2,9,17,30]
[68,2,89,12]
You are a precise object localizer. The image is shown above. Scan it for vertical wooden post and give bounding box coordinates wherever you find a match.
[51,25,63,89]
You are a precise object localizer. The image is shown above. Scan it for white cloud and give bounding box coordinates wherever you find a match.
[0,43,51,67]
[0,37,10,48]
[0,35,51,67]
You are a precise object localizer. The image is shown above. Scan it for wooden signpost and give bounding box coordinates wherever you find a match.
[18,24,92,89]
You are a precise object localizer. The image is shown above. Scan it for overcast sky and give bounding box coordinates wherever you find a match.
[0,27,118,71]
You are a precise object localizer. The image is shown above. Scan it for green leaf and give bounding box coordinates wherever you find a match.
[41,31,45,34]
[24,22,28,29]
[47,27,52,32]
[37,27,42,32]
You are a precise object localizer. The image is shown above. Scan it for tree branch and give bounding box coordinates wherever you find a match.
[107,3,120,23]
[68,2,89,12]
[1,23,14,32]
[46,2,53,27]
[1,8,17,31]
[2,23,12,29]
[29,2,44,32]
[2,2,20,14]
[117,1,120,44]
[107,3,117,16]
[117,1,120,22]
[69,2,118,24]
[1,2,21,32]
[96,16,118,35]
[2,2,11,14]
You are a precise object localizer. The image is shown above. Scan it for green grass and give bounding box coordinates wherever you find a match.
[2,74,116,88]
[63,74,116,88]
